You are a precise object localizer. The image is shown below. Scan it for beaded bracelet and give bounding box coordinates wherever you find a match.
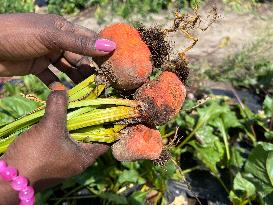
[0,160,35,205]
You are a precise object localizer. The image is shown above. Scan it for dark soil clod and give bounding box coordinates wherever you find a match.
[153,149,172,166]
[137,25,189,84]
[137,25,171,68]
[162,58,190,84]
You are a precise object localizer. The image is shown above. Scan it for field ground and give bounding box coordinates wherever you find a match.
[0,1,273,204]
[63,0,273,113]
[70,0,273,68]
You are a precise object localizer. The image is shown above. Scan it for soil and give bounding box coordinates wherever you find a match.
[69,0,273,67]
[3,1,271,95]
[64,0,273,109]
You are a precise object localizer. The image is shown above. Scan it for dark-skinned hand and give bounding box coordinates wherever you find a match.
[0,13,116,85]
[0,13,116,205]
[0,84,109,205]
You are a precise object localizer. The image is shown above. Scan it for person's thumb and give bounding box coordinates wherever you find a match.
[79,143,109,167]
[42,82,68,127]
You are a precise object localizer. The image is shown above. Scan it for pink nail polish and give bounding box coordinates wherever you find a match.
[95,38,116,52]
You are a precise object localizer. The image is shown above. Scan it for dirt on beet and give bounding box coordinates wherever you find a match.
[112,124,163,161]
[137,25,171,68]
[135,71,186,126]
[137,25,190,84]
[94,23,153,91]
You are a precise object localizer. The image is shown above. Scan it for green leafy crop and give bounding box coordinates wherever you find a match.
[0,75,273,204]
[0,0,34,13]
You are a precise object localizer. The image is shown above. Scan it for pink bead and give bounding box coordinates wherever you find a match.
[20,197,35,205]
[11,176,28,191]
[19,186,35,200]
[0,160,7,173]
[1,166,17,181]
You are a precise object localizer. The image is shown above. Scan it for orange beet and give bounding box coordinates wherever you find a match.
[112,124,162,161]
[135,71,186,126]
[94,23,152,91]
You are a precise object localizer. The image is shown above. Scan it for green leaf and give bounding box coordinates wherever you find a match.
[154,160,177,179]
[3,82,21,96]
[234,173,256,196]
[22,75,50,100]
[230,173,256,204]
[221,109,241,129]
[0,113,15,127]
[263,95,273,118]
[180,101,229,147]
[0,96,40,118]
[121,161,141,170]
[263,193,273,205]
[128,191,147,205]
[266,152,273,188]
[61,177,77,189]
[265,131,273,140]
[197,102,228,122]
[100,192,128,204]
[229,191,241,205]
[244,142,273,204]
[195,125,218,145]
[229,145,248,170]
[118,170,145,185]
[190,139,224,175]
[35,189,53,205]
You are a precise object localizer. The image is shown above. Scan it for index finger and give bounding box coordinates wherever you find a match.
[48,18,116,57]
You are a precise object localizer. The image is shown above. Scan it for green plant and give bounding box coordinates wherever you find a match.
[0,70,187,158]
[0,75,138,152]
[94,0,206,23]
[222,0,272,13]
[1,74,273,204]
[47,0,179,22]
[206,31,273,98]
[48,0,174,15]
[47,0,95,15]
[0,0,34,13]
[0,74,184,204]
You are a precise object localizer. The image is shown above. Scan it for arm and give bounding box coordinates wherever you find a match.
[0,85,108,205]
[0,13,115,204]
[0,13,115,85]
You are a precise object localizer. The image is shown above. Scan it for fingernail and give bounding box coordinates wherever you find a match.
[95,38,116,52]
[50,82,65,91]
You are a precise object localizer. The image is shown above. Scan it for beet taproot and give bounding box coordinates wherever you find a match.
[112,124,162,161]
[135,71,186,126]
[94,23,153,91]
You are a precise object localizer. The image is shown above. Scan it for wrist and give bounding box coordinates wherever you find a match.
[0,180,18,204]
[0,159,36,205]
[1,156,41,191]
[1,155,39,187]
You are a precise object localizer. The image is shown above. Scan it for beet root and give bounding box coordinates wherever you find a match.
[94,23,153,91]
[135,71,186,126]
[112,124,162,161]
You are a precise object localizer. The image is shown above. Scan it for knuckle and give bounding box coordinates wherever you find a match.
[54,19,66,30]
[48,14,65,22]
[41,29,60,49]
[48,14,75,32]
[55,19,74,32]
[48,91,67,105]
[75,36,89,53]
[75,56,89,67]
